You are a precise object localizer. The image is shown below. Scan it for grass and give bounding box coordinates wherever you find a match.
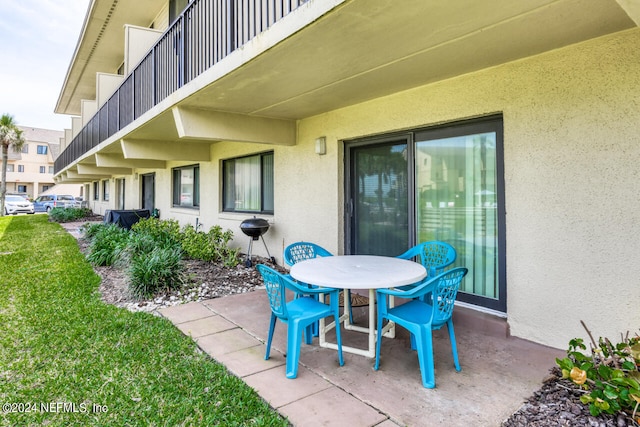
[0,215,289,426]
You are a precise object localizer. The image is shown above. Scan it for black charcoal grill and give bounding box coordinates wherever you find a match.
[240,217,275,267]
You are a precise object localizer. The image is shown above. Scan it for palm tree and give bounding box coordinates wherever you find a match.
[0,114,26,216]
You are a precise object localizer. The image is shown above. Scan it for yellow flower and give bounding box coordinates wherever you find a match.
[570,367,587,385]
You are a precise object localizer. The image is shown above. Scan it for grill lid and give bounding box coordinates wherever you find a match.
[240,217,270,239]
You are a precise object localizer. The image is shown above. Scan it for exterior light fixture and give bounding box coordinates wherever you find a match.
[315,136,326,155]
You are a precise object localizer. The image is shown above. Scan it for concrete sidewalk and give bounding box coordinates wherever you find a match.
[159,291,563,427]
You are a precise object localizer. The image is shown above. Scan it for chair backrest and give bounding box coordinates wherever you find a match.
[431,267,468,325]
[256,264,289,320]
[283,241,333,266]
[398,241,456,276]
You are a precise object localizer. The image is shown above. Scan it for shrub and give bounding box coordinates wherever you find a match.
[84,217,240,297]
[131,217,181,247]
[556,323,640,423]
[86,224,130,266]
[128,246,185,298]
[180,224,240,266]
[48,207,93,222]
[80,222,105,240]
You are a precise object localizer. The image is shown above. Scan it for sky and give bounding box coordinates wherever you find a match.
[0,0,91,131]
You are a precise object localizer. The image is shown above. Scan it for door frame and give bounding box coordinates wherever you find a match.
[343,115,507,313]
[344,132,415,256]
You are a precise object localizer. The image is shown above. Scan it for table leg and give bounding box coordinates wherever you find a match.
[319,289,395,358]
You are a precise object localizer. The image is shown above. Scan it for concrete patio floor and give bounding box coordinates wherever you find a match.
[159,290,564,427]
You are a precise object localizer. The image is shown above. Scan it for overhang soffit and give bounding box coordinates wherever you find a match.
[120,139,211,162]
[95,153,166,169]
[172,106,296,146]
[77,164,132,176]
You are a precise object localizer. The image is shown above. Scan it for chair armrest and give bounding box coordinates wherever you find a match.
[377,276,436,299]
[281,274,339,296]
[396,248,415,260]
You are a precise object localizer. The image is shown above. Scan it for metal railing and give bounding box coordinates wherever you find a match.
[55,0,308,173]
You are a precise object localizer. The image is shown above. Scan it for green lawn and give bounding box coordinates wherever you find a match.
[0,215,289,426]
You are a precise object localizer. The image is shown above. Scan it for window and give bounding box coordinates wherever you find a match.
[17,185,26,193]
[21,145,28,154]
[18,165,24,173]
[37,145,48,155]
[39,166,46,173]
[223,152,274,213]
[42,185,51,192]
[102,180,110,201]
[48,166,54,174]
[7,164,14,172]
[93,182,99,201]
[172,164,199,207]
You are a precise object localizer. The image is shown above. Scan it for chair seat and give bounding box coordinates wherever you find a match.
[287,296,335,321]
[387,300,447,329]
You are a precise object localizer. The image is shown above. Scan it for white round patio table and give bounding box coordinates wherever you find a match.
[290,255,426,357]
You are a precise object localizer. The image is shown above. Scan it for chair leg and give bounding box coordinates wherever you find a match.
[447,319,461,371]
[347,290,354,323]
[334,313,344,367]
[304,323,313,345]
[265,314,277,360]
[374,313,385,371]
[413,326,436,388]
[286,320,303,379]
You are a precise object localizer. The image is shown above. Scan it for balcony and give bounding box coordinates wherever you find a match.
[55,0,310,174]
[55,0,635,179]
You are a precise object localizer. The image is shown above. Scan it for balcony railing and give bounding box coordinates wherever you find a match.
[55,0,308,173]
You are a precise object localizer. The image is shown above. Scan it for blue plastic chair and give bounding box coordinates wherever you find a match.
[396,241,457,278]
[396,241,457,350]
[257,264,344,379]
[374,267,468,388]
[283,242,354,324]
[283,241,332,265]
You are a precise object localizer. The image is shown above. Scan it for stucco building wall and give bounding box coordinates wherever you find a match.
[111,28,639,349]
[277,28,640,349]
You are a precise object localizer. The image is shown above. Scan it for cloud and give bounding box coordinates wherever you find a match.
[0,0,89,130]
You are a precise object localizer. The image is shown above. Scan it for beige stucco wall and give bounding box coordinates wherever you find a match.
[106,28,639,350]
[279,28,640,349]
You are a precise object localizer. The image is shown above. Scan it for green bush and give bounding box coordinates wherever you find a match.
[86,224,130,266]
[48,206,93,222]
[80,221,105,239]
[84,217,240,296]
[131,217,181,246]
[180,224,240,266]
[556,324,640,423]
[128,246,185,298]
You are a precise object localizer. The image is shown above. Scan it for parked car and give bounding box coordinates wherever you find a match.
[72,196,89,208]
[4,195,35,215]
[33,194,76,212]
[7,192,30,201]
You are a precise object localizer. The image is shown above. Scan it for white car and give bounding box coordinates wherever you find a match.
[5,195,35,215]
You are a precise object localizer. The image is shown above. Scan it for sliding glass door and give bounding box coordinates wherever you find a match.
[346,117,505,312]
[347,137,410,257]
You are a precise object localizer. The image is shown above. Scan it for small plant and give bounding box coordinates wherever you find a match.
[48,207,93,222]
[131,217,181,246]
[556,322,640,424]
[128,246,185,298]
[86,224,130,266]
[80,221,105,239]
[180,224,240,266]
